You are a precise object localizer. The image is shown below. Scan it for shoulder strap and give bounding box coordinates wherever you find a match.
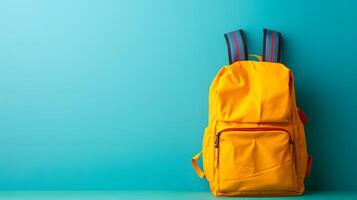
[224,29,248,64]
[262,29,282,62]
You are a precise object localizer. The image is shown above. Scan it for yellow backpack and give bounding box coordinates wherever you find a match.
[192,29,312,196]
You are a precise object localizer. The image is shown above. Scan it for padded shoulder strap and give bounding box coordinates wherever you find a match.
[224,29,248,64]
[263,29,282,62]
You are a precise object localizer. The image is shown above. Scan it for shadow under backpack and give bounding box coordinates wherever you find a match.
[191,29,312,197]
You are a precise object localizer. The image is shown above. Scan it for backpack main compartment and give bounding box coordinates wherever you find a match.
[200,61,309,196]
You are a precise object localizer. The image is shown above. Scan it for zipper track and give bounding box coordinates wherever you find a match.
[215,127,291,148]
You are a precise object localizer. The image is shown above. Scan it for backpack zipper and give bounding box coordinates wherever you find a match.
[215,127,292,148]
[215,132,221,148]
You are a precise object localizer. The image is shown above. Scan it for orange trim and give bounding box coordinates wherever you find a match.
[192,151,205,178]
[298,108,308,124]
[306,155,312,177]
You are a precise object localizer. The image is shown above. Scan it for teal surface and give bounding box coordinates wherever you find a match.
[0,191,356,200]
[0,0,357,191]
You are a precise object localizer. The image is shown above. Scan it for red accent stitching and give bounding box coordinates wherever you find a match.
[270,32,275,62]
[233,32,240,61]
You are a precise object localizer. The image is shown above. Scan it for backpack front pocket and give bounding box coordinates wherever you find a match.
[216,128,296,193]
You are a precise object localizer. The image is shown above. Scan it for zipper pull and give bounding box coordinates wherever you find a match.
[215,133,221,148]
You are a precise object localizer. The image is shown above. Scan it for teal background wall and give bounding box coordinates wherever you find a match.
[0,0,356,191]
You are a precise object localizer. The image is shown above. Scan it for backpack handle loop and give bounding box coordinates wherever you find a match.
[249,54,263,62]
